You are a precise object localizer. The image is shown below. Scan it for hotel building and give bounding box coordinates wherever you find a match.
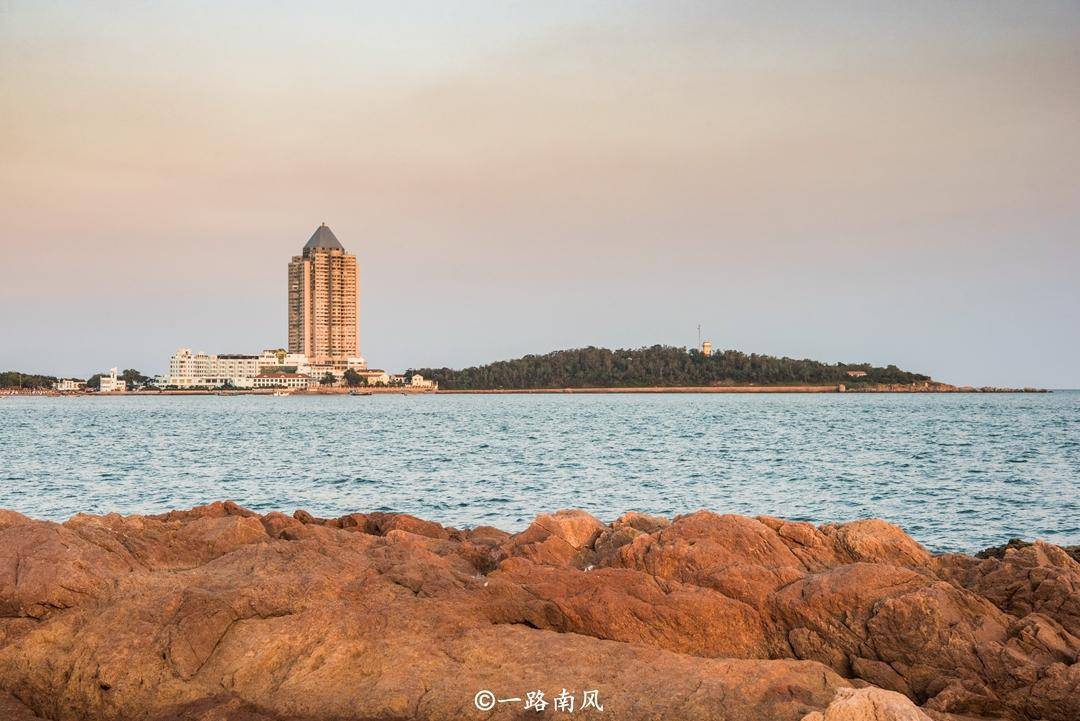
[288,224,360,370]
[166,348,312,388]
[155,223,431,391]
[168,350,260,387]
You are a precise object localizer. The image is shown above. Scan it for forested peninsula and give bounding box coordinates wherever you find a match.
[408,345,930,391]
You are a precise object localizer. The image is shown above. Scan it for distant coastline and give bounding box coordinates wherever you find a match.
[435,383,1048,394]
[2,344,1053,396]
[407,346,1050,394]
[0,387,434,397]
[1,383,1049,397]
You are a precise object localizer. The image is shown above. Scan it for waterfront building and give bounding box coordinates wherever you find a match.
[702,340,712,357]
[98,368,126,393]
[288,224,359,370]
[255,349,313,376]
[167,348,260,388]
[53,379,84,392]
[410,374,435,389]
[253,373,315,390]
[361,370,390,386]
[164,346,369,388]
[158,224,376,389]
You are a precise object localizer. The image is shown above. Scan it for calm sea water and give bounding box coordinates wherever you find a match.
[1,392,1077,553]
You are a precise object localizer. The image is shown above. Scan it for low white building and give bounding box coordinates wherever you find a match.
[253,373,315,390]
[166,347,319,388]
[167,348,260,388]
[53,379,84,392]
[164,347,378,389]
[98,368,126,393]
[256,349,312,375]
[410,374,435,389]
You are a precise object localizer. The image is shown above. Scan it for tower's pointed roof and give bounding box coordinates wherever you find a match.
[304,223,344,252]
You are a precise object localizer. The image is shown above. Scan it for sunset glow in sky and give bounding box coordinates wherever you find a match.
[2,1,1079,385]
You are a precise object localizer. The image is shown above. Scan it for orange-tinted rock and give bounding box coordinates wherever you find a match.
[0,504,1076,721]
[484,557,776,658]
[0,510,31,532]
[824,519,933,568]
[366,512,451,540]
[591,511,670,559]
[802,686,933,721]
[759,515,844,570]
[937,541,1080,637]
[501,509,605,566]
[295,509,452,540]
[64,510,269,570]
[0,692,45,720]
[150,695,281,721]
[603,511,809,607]
[154,500,258,522]
[0,519,133,619]
[258,511,306,539]
[464,524,511,543]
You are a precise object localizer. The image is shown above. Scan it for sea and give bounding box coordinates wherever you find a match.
[1,392,1077,554]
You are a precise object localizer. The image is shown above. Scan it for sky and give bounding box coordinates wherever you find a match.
[1,1,1078,387]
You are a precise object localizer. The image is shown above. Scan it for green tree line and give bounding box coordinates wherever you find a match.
[0,371,60,389]
[2,369,151,390]
[407,345,931,390]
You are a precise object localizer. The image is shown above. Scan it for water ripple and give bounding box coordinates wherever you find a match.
[0,392,1077,553]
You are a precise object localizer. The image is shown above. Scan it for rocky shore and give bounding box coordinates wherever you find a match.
[0,504,1076,721]
[846,382,1049,393]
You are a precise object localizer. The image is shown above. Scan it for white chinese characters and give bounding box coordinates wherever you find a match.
[474,688,603,713]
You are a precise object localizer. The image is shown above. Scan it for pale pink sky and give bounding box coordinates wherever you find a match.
[2,2,1079,385]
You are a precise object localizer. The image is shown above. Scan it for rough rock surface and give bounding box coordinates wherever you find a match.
[802,687,934,721]
[0,502,1076,721]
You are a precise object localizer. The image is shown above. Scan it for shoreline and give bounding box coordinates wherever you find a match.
[0,387,436,397]
[2,383,1051,397]
[435,384,1049,394]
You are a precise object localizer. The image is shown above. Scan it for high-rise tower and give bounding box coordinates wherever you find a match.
[288,224,359,367]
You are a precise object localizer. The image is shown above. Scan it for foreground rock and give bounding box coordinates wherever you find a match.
[0,504,1076,721]
[801,687,933,721]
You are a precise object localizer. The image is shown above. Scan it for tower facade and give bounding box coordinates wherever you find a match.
[288,224,359,367]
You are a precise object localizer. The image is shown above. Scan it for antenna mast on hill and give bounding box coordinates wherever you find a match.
[697,324,701,348]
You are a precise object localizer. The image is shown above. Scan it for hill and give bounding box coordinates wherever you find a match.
[407,345,930,390]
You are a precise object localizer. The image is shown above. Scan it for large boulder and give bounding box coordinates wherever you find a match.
[0,519,134,619]
[823,519,933,568]
[483,557,776,658]
[936,541,1080,637]
[500,509,605,566]
[802,686,933,721]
